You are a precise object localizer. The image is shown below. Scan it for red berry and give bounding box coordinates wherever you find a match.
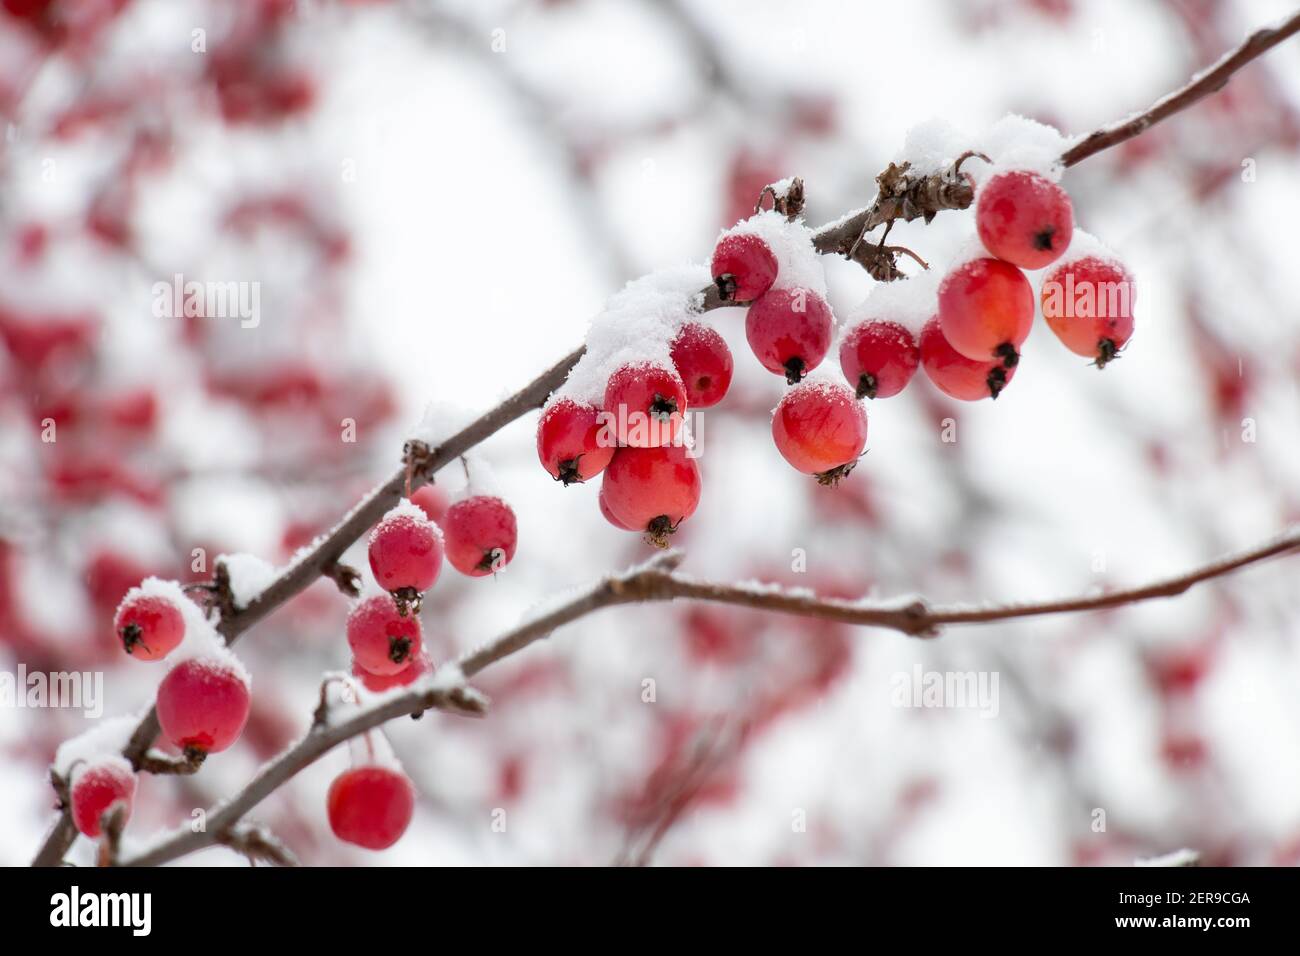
[772,379,867,483]
[536,398,615,485]
[327,765,416,850]
[347,595,424,675]
[711,232,778,302]
[598,485,635,530]
[1041,255,1135,367]
[114,592,185,661]
[409,485,449,524]
[603,362,687,448]
[601,444,701,545]
[368,503,443,614]
[838,320,920,400]
[156,657,251,756]
[919,319,1017,401]
[976,169,1074,269]
[442,495,518,577]
[937,257,1033,366]
[670,322,733,409]
[746,286,833,383]
[70,759,136,838]
[353,649,434,693]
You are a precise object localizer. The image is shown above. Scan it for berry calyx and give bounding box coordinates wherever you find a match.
[409,484,449,524]
[536,398,615,485]
[771,379,868,484]
[976,169,1074,270]
[937,257,1034,366]
[745,286,834,383]
[1041,254,1135,367]
[353,649,434,693]
[919,319,1018,401]
[603,362,688,448]
[347,595,424,675]
[114,592,185,661]
[670,322,734,409]
[368,502,443,616]
[155,657,251,757]
[442,495,518,576]
[711,232,779,303]
[600,444,702,547]
[838,320,920,400]
[70,759,137,838]
[327,765,416,850]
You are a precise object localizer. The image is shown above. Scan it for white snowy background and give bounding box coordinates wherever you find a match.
[1,0,1299,865]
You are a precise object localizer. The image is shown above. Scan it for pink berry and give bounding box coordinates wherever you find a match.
[409,485,449,524]
[368,504,443,614]
[347,595,424,675]
[919,319,1017,401]
[442,495,518,577]
[838,320,920,399]
[156,657,251,756]
[603,362,688,448]
[670,322,733,409]
[1040,255,1135,367]
[600,444,701,546]
[745,286,833,383]
[70,760,136,838]
[772,379,867,483]
[327,765,416,850]
[353,649,434,693]
[114,592,185,661]
[711,232,778,302]
[976,169,1074,270]
[536,397,615,485]
[937,257,1034,367]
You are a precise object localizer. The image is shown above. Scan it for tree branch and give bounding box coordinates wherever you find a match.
[31,13,1300,866]
[1061,10,1300,167]
[118,527,1296,866]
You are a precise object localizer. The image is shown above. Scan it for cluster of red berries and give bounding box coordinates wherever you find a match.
[112,586,252,756]
[839,168,1135,404]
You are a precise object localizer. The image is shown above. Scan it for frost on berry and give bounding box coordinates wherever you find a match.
[603,361,688,448]
[600,444,702,547]
[745,286,834,383]
[368,499,444,616]
[69,757,137,838]
[443,494,518,577]
[536,397,615,485]
[937,256,1033,367]
[347,594,424,675]
[919,318,1018,401]
[155,656,252,758]
[710,232,778,302]
[114,582,186,661]
[670,322,734,409]
[1040,230,1135,368]
[976,169,1074,270]
[327,764,416,850]
[771,375,868,484]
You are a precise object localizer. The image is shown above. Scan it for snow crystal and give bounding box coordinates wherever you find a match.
[53,714,142,778]
[428,662,466,693]
[974,114,1070,182]
[408,399,483,447]
[841,270,941,339]
[1053,228,1125,271]
[770,363,855,419]
[1135,848,1200,867]
[723,210,827,296]
[457,454,503,501]
[372,497,443,543]
[894,118,971,177]
[217,553,278,610]
[557,264,708,406]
